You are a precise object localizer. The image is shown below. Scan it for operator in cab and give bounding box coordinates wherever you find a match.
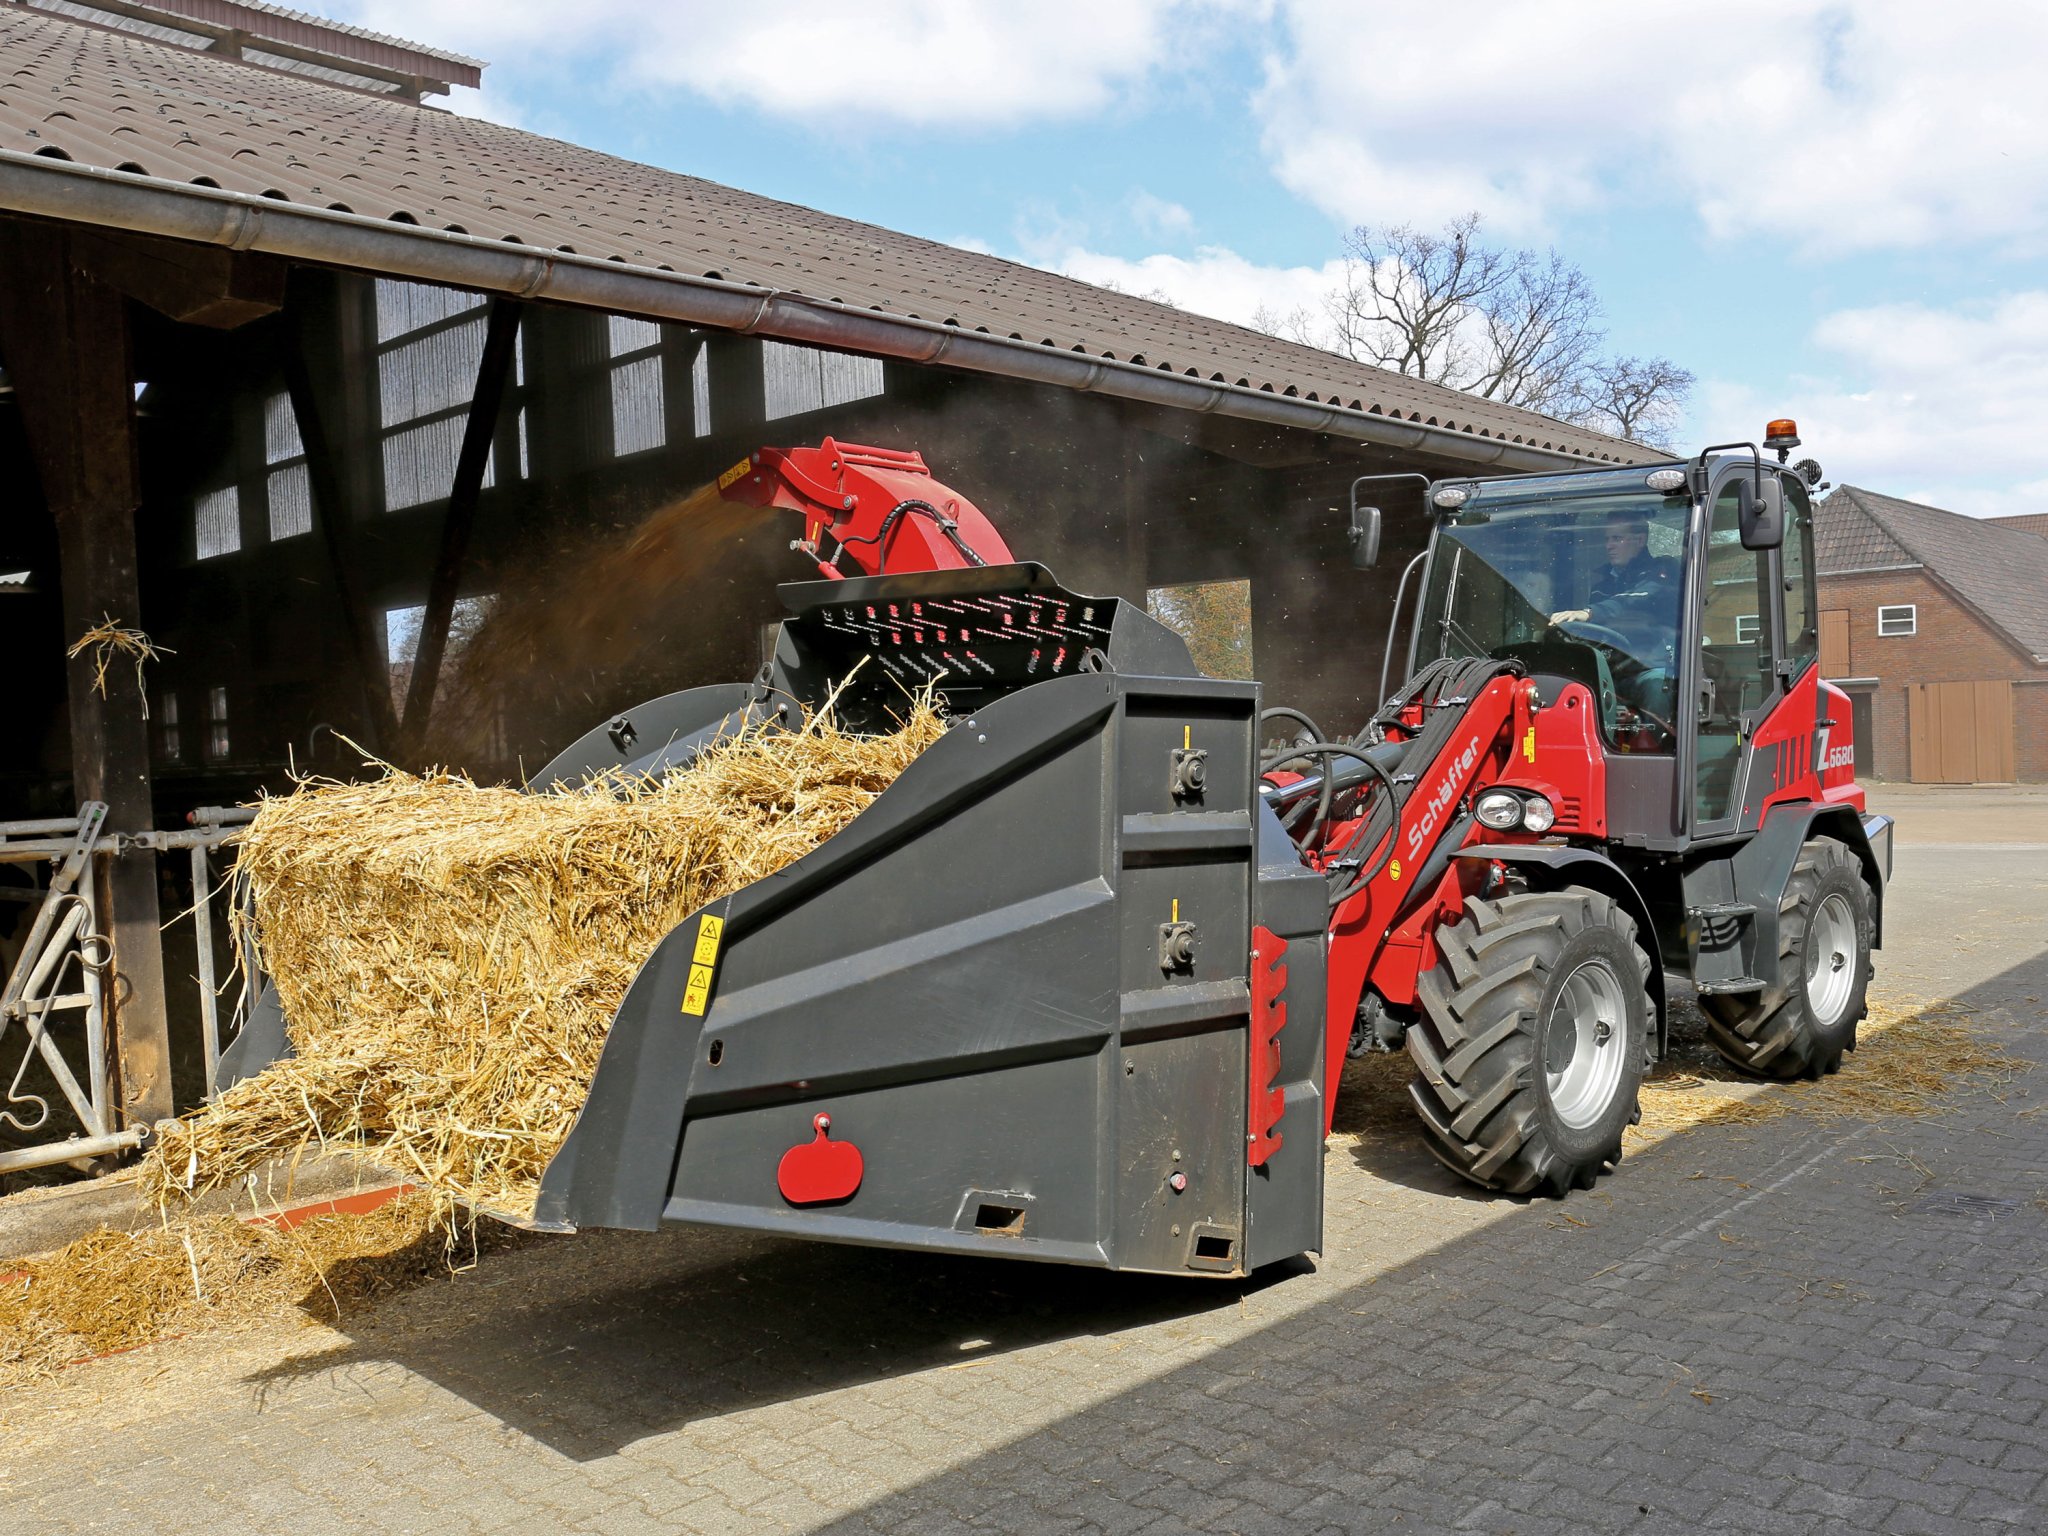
[1549,512,1680,636]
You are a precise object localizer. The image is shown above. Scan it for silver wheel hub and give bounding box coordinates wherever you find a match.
[1805,892,1858,1028]
[1543,957,1629,1130]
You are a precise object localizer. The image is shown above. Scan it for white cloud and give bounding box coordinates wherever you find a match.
[1127,190,1196,241]
[1698,291,2048,517]
[1257,1,2048,254]
[335,0,1232,130]
[1046,245,1346,329]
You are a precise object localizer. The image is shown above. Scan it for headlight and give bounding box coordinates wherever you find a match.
[1474,790,1523,830]
[1520,795,1556,833]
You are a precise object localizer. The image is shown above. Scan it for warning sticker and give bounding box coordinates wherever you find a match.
[717,458,754,492]
[681,914,725,1016]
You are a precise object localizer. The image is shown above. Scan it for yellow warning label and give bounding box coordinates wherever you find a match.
[1523,726,1537,762]
[681,914,725,1016]
[1389,858,1403,882]
[1183,724,1191,750]
[717,457,753,492]
[692,913,725,965]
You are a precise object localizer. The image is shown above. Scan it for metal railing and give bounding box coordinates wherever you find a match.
[0,804,254,1177]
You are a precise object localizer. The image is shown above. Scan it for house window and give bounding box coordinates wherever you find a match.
[264,391,313,540]
[375,279,499,511]
[205,685,230,761]
[1145,579,1255,680]
[1877,604,1917,637]
[194,486,240,560]
[608,315,666,456]
[762,340,885,421]
[1734,614,1761,644]
[158,691,182,762]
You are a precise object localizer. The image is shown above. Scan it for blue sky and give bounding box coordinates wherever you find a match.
[337,1,2048,518]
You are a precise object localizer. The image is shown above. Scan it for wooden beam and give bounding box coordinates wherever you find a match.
[398,298,521,761]
[69,229,286,331]
[0,217,173,1127]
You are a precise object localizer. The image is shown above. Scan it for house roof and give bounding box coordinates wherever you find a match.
[1987,512,2048,540]
[0,4,1653,467]
[1819,485,2048,664]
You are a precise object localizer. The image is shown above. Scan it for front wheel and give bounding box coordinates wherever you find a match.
[1704,836,1873,1079]
[1407,888,1653,1196]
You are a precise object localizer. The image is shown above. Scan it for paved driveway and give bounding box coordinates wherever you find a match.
[1,793,2043,1536]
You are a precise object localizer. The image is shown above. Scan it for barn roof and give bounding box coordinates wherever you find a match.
[1820,485,2048,665]
[0,3,1655,469]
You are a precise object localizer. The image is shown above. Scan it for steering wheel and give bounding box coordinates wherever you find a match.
[1551,616,1634,651]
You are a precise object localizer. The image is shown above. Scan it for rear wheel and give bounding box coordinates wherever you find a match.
[1407,888,1652,1195]
[1704,836,1873,1079]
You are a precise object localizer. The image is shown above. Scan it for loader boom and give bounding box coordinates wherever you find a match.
[716,437,1014,579]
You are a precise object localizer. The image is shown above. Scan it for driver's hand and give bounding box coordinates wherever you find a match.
[1549,609,1590,625]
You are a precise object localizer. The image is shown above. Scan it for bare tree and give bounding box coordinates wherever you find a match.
[1248,302,1322,347]
[1567,356,1697,450]
[1466,249,1603,414]
[1295,212,1692,443]
[1325,213,1513,387]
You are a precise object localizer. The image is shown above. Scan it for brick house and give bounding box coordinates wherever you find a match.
[1815,486,2048,783]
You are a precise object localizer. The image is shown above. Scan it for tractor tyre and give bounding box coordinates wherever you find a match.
[1407,888,1652,1196]
[1703,836,1873,1079]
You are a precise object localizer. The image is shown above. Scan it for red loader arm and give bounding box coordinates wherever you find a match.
[717,437,1015,579]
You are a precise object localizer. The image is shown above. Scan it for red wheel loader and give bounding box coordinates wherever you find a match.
[221,426,1891,1278]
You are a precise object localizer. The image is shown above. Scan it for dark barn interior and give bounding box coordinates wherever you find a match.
[0,0,1650,1170]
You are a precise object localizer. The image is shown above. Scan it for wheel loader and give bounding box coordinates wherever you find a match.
[221,425,1891,1278]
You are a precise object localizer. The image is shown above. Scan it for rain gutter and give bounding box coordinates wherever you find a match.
[0,151,1631,472]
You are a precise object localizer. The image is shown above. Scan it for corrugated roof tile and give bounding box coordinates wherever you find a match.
[0,5,1653,463]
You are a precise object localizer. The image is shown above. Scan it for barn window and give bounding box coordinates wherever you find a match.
[374,279,499,511]
[1145,580,1255,680]
[1734,614,1761,644]
[264,391,312,540]
[762,340,884,421]
[205,685,230,761]
[193,485,240,559]
[1877,604,1917,637]
[158,691,182,763]
[606,315,666,456]
[384,596,497,713]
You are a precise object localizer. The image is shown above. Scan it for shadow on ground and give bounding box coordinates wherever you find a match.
[244,954,2042,1497]
[248,1216,1304,1460]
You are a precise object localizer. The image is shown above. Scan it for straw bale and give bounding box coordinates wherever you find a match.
[142,698,944,1223]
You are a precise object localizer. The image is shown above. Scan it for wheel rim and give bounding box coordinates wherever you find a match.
[1543,958,1629,1130]
[1805,892,1858,1027]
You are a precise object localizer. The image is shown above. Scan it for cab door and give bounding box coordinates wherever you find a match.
[1689,472,1780,835]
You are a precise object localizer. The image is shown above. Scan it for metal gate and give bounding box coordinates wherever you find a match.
[1907,681,2016,784]
[0,804,251,1177]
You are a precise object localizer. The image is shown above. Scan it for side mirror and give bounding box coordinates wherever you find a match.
[1738,475,1783,550]
[1348,501,1383,569]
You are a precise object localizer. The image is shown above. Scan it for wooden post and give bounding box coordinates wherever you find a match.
[0,218,173,1125]
[398,298,522,758]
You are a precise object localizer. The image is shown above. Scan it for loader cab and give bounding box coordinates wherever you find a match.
[1403,449,1821,850]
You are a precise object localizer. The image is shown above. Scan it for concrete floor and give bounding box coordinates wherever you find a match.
[1,792,2044,1535]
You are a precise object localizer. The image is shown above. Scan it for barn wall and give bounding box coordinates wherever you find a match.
[0,268,1458,823]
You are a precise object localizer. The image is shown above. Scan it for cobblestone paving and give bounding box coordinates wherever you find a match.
[0,840,2043,1536]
